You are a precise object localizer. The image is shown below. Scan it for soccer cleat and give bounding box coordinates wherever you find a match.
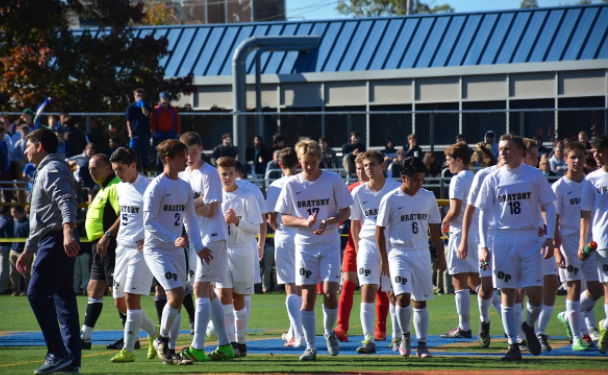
[284,337,304,348]
[557,311,573,343]
[236,343,247,358]
[179,347,211,362]
[478,321,491,348]
[206,320,217,340]
[521,322,541,356]
[440,327,472,339]
[164,351,193,366]
[582,334,595,348]
[374,330,387,341]
[356,334,377,354]
[281,332,291,342]
[299,348,317,361]
[416,342,433,359]
[589,328,600,342]
[80,338,91,350]
[153,336,171,362]
[208,344,236,361]
[399,332,411,357]
[110,348,135,363]
[334,326,348,342]
[572,338,590,352]
[501,343,522,361]
[231,342,241,358]
[536,333,552,352]
[325,331,340,356]
[34,354,73,374]
[599,319,608,354]
[147,325,160,359]
[517,339,529,352]
[389,337,401,352]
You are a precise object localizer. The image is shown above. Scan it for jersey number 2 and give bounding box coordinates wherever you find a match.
[174,213,180,226]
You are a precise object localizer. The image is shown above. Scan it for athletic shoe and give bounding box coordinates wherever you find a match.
[284,337,304,348]
[374,330,387,341]
[231,342,241,358]
[164,351,193,366]
[334,326,348,342]
[147,325,160,359]
[517,339,529,352]
[399,332,411,357]
[501,343,522,361]
[208,344,236,361]
[281,332,291,342]
[598,319,608,354]
[416,342,433,359]
[299,348,317,361]
[58,364,79,374]
[589,328,600,342]
[179,347,210,362]
[153,336,171,362]
[521,322,541,356]
[356,334,376,354]
[478,321,491,348]
[80,338,91,350]
[582,334,595,348]
[389,337,401,352]
[557,311,573,343]
[34,354,72,374]
[440,327,472,339]
[110,349,135,363]
[236,343,247,358]
[206,321,217,340]
[325,331,340,356]
[572,338,590,352]
[536,333,552,352]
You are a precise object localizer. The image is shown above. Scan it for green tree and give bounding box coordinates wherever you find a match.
[0,0,193,113]
[520,0,539,8]
[336,0,454,18]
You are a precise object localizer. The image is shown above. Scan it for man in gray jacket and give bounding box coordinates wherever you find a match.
[17,128,81,374]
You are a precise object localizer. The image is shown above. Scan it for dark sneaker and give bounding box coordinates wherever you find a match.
[501,343,522,361]
[107,337,139,350]
[536,333,552,352]
[440,327,472,339]
[517,339,529,352]
[478,321,491,348]
[153,336,171,362]
[231,342,241,358]
[356,334,377,354]
[521,322,541,356]
[34,354,72,374]
[81,338,91,350]
[237,343,247,358]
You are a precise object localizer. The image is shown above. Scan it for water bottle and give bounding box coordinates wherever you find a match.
[582,241,597,261]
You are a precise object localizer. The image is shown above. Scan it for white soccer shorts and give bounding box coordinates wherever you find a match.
[388,248,433,302]
[216,243,255,294]
[251,237,261,284]
[275,231,296,285]
[144,250,187,291]
[490,233,543,289]
[357,238,391,290]
[295,234,341,286]
[447,232,479,275]
[113,245,153,298]
[559,234,600,282]
[195,240,228,284]
[595,248,608,283]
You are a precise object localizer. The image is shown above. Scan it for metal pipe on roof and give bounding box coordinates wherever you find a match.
[232,35,320,163]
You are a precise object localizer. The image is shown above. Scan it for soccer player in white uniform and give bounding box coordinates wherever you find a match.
[276,138,354,361]
[144,140,209,365]
[266,147,304,348]
[440,142,480,340]
[107,147,157,363]
[350,150,400,354]
[580,134,608,354]
[553,141,602,351]
[475,134,557,361]
[215,157,262,357]
[176,132,234,363]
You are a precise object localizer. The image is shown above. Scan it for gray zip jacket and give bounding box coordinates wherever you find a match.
[25,153,77,253]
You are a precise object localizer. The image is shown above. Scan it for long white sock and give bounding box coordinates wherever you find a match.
[580,291,597,331]
[492,291,502,315]
[245,295,251,319]
[502,305,517,345]
[301,310,316,350]
[224,304,235,342]
[455,289,471,331]
[141,311,157,337]
[124,310,142,353]
[566,300,581,341]
[160,304,180,338]
[396,304,411,336]
[604,305,608,330]
[191,298,210,350]
[516,304,524,341]
[210,297,230,346]
[413,307,429,343]
[535,304,553,334]
[286,294,302,340]
[479,295,492,323]
[390,303,401,339]
[526,302,542,327]
[322,305,338,336]
[168,313,181,350]
[360,302,375,342]
[234,308,249,344]
[580,312,589,335]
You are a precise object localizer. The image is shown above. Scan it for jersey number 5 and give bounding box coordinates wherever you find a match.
[121,213,128,226]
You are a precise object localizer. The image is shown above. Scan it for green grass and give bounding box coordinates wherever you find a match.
[0,292,606,374]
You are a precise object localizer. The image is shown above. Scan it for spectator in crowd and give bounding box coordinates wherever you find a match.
[342,131,366,176]
[388,149,407,178]
[9,205,29,296]
[0,205,14,294]
[578,131,591,149]
[423,151,442,178]
[63,118,87,158]
[319,136,337,168]
[105,136,121,157]
[10,109,34,135]
[539,154,556,177]
[382,137,397,162]
[534,134,548,157]
[45,115,61,132]
[270,133,286,155]
[13,125,30,204]
[23,163,36,202]
[456,134,466,143]
[470,150,483,168]
[549,140,567,176]
[0,126,14,203]
[67,143,97,204]
[125,88,152,171]
[265,149,283,179]
[59,110,72,129]
[246,135,270,176]
[54,130,66,157]
[584,150,598,173]
[403,133,422,158]
[151,91,180,171]
[483,130,499,159]
[211,133,238,165]
[475,142,497,167]
[0,115,9,132]
[562,135,572,148]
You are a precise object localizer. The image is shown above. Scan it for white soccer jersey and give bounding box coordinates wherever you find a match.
[276,170,354,243]
[143,174,203,254]
[581,168,608,249]
[350,178,401,240]
[266,175,297,235]
[553,176,584,237]
[475,164,556,233]
[222,187,263,245]
[467,167,498,229]
[116,174,150,247]
[236,178,267,214]
[179,162,228,244]
[377,188,441,251]
[449,170,475,233]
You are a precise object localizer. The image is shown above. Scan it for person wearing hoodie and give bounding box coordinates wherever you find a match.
[484,131,499,160]
[16,128,81,374]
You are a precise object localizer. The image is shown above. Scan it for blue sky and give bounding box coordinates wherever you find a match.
[285,0,597,20]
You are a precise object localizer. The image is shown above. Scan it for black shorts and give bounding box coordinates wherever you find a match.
[89,238,117,285]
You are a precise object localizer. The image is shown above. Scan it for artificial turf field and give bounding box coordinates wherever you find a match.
[1,292,606,374]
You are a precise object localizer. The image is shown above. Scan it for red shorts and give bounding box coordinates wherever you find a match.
[342,244,357,273]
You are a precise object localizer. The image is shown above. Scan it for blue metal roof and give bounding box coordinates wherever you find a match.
[80,4,608,77]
